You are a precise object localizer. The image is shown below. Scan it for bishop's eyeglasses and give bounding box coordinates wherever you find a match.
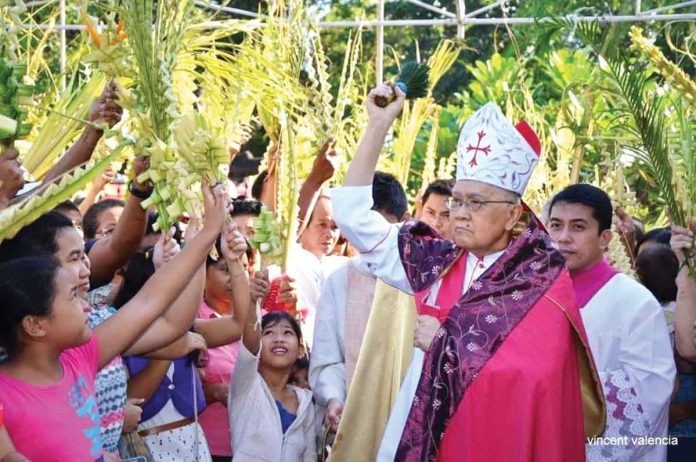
[444,197,517,212]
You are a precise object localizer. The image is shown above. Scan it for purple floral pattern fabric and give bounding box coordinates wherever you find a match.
[397,220,460,293]
[395,217,565,461]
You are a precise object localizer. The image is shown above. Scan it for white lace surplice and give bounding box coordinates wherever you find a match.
[582,274,676,462]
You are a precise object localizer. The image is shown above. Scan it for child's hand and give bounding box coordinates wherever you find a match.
[122,398,144,433]
[153,228,180,270]
[201,180,227,235]
[671,223,695,266]
[250,270,270,302]
[221,223,247,262]
[183,332,207,356]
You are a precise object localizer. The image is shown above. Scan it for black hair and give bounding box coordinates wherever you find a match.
[422,179,454,205]
[0,212,74,264]
[112,249,155,309]
[83,199,126,239]
[636,227,671,254]
[549,184,613,233]
[54,200,80,215]
[372,171,408,220]
[635,244,678,304]
[0,257,61,358]
[293,356,309,370]
[251,170,268,201]
[261,312,303,343]
[633,221,645,248]
[230,198,262,218]
[229,151,262,184]
[145,212,183,244]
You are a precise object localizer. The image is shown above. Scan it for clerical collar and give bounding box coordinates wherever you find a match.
[466,249,505,271]
[463,248,506,293]
[570,258,619,309]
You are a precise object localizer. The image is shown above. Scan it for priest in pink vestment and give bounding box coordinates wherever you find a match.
[331,85,605,462]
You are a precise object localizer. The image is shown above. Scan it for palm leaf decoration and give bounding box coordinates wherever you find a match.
[121,0,193,231]
[22,73,106,179]
[309,28,366,183]
[0,138,133,242]
[419,107,441,194]
[575,21,695,276]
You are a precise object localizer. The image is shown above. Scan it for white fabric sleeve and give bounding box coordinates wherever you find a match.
[309,270,347,406]
[587,297,676,461]
[330,186,413,294]
[303,408,317,462]
[229,343,261,399]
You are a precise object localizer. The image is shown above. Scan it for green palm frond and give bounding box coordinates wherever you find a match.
[575,21,686,226]
[22,74,106,179]
[0,138,133,243]
[419,107,441,193]
[387,40,462,186]
[278,106,299,272]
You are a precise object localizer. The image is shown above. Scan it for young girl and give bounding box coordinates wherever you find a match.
[0,183,227,461]
[0,209,205,460]
[228,270,316,461]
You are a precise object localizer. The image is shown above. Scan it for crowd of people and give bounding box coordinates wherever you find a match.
[0,82,694,462]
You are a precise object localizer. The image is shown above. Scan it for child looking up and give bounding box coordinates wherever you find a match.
[228,270,316,461]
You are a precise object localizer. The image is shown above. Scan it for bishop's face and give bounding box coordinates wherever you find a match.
[449,180,523,256]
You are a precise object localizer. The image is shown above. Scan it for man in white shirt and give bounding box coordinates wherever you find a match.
[287,191,346,347]
[547,183,676,462]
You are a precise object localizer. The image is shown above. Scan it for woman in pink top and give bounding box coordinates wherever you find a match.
[0,183,227,461]
[197,244,253,461]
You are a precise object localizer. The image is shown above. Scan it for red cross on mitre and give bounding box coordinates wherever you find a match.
[465,130,492,167]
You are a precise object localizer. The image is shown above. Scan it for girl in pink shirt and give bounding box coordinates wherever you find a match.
[0,184,228,461]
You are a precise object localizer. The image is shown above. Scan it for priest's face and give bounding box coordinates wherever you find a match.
[450,181,523,256]
[300,196,340,259]
[547,201,612,275]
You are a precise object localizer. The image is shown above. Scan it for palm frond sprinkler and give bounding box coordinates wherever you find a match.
[375,61,431,108]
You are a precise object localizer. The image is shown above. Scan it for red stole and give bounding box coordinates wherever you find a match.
[414,252,467,321]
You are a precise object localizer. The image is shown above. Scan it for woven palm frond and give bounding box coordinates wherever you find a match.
[0,138,133,242]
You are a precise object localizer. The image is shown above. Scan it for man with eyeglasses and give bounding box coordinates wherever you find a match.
[329,86,604,462]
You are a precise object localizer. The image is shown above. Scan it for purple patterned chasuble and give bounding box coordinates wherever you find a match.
[394,218,566,461]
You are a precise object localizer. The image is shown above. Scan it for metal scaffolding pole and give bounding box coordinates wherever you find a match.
[193,0,259,19]
[641,0,696,14]
[455,0,466,39]
[465,0,507,18]
[59,0,66,90]
[406,0,456,18]
[376,0,385,85]
[315,13,696,28]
